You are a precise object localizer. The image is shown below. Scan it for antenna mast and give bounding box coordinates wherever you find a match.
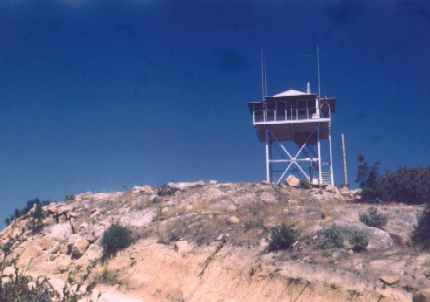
[260,49,265,100]
[260,49,268,99]
[316,44,321,97]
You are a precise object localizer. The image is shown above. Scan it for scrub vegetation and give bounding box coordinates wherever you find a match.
[356,154,430,204]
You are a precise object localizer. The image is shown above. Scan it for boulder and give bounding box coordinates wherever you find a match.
[365,227,394,250]
[167,181,205,190]
[52,254,72,274]
[76,192,123,202]
[79,222,89,233]
[380,274,401,285]
[17,245,42,268]
[161,207,169,214]
[76,244,102,266]
[286,175,301,187]
[38,236,55,251]
[340,186,350,194]
[42,216,56,226]
[415,288,430,302]
[229,216,240,224]
[73,238,90,258]
[46,223,73,241]
[91,192,123,202]
[333,222,394,250]
[378,288,412,302]
[119,209,156,228]
[132,185,155,194]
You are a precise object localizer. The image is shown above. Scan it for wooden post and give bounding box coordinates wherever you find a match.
[341,133,349,188]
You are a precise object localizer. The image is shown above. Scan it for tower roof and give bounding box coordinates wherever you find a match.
[273,89,307,97]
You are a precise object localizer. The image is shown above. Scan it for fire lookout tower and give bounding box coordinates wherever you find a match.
[248,83,336,186]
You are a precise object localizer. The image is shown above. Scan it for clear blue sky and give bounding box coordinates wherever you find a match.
[1,0,429,224]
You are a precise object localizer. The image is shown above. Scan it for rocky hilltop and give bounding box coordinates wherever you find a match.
[1,181,429,302]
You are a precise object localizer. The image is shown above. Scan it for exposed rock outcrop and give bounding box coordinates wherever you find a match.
[0,181,426,302]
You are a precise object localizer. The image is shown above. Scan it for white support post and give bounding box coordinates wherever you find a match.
[265,128,272,183]
[328,120,335,186]
[316,96,320,118]
[341,133,349,188]
[317,127,322,185]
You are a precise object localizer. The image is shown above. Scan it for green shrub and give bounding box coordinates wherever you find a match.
[412,205,430,250]
[356,154,382,201]
[65,194,75,201]
[0,241,13,256]
[158,185,178,196]
[101,224,134,259]
[301,179,312,189]
[317,227,344,249]
[380,167,430,204]
[349,230,369,253]
[356,154,430,204]
[28,203,45,234]
[96,265,119,285]
[359,207,387,228]
[0,262,96,302]
[244,219,265,232]
[5,198,50,226]
[266,224,298,252]
[0,268,54,302]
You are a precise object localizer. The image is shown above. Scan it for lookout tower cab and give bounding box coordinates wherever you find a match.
[248,85,336,186]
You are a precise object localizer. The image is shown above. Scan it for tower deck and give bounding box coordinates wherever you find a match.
[248,95,335,144]
[248,89,336,186]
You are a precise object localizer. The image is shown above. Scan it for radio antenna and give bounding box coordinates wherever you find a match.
[316,44,321,97]
[260,49,268,99]
[260,49,264,100]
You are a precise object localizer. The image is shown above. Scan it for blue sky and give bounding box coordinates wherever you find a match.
[0,0,429,224]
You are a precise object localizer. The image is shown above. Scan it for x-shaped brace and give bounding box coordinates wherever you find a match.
[275,131,315,184]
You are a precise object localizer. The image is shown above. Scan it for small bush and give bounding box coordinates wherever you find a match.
[96,265,119,285]
[65,194,75,201]
[158,231,180,245]
[267,224,298,252]
[301,179,312,189]
[244,219,265,232]
[350,230,369,253]
[356,154,382,201]
[158,185,178,196]
[412,205,430,250]
[0,268,54,302]
[0,262,96,302]
[28,203,45,234]
[101,224,134,259]
[317,227,344,249]
[359,207,387,228]
[5,198,50,226]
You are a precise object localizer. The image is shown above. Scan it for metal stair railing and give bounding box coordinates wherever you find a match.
[321,171,331,185]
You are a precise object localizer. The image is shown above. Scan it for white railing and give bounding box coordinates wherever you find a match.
[253,109,327,123]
